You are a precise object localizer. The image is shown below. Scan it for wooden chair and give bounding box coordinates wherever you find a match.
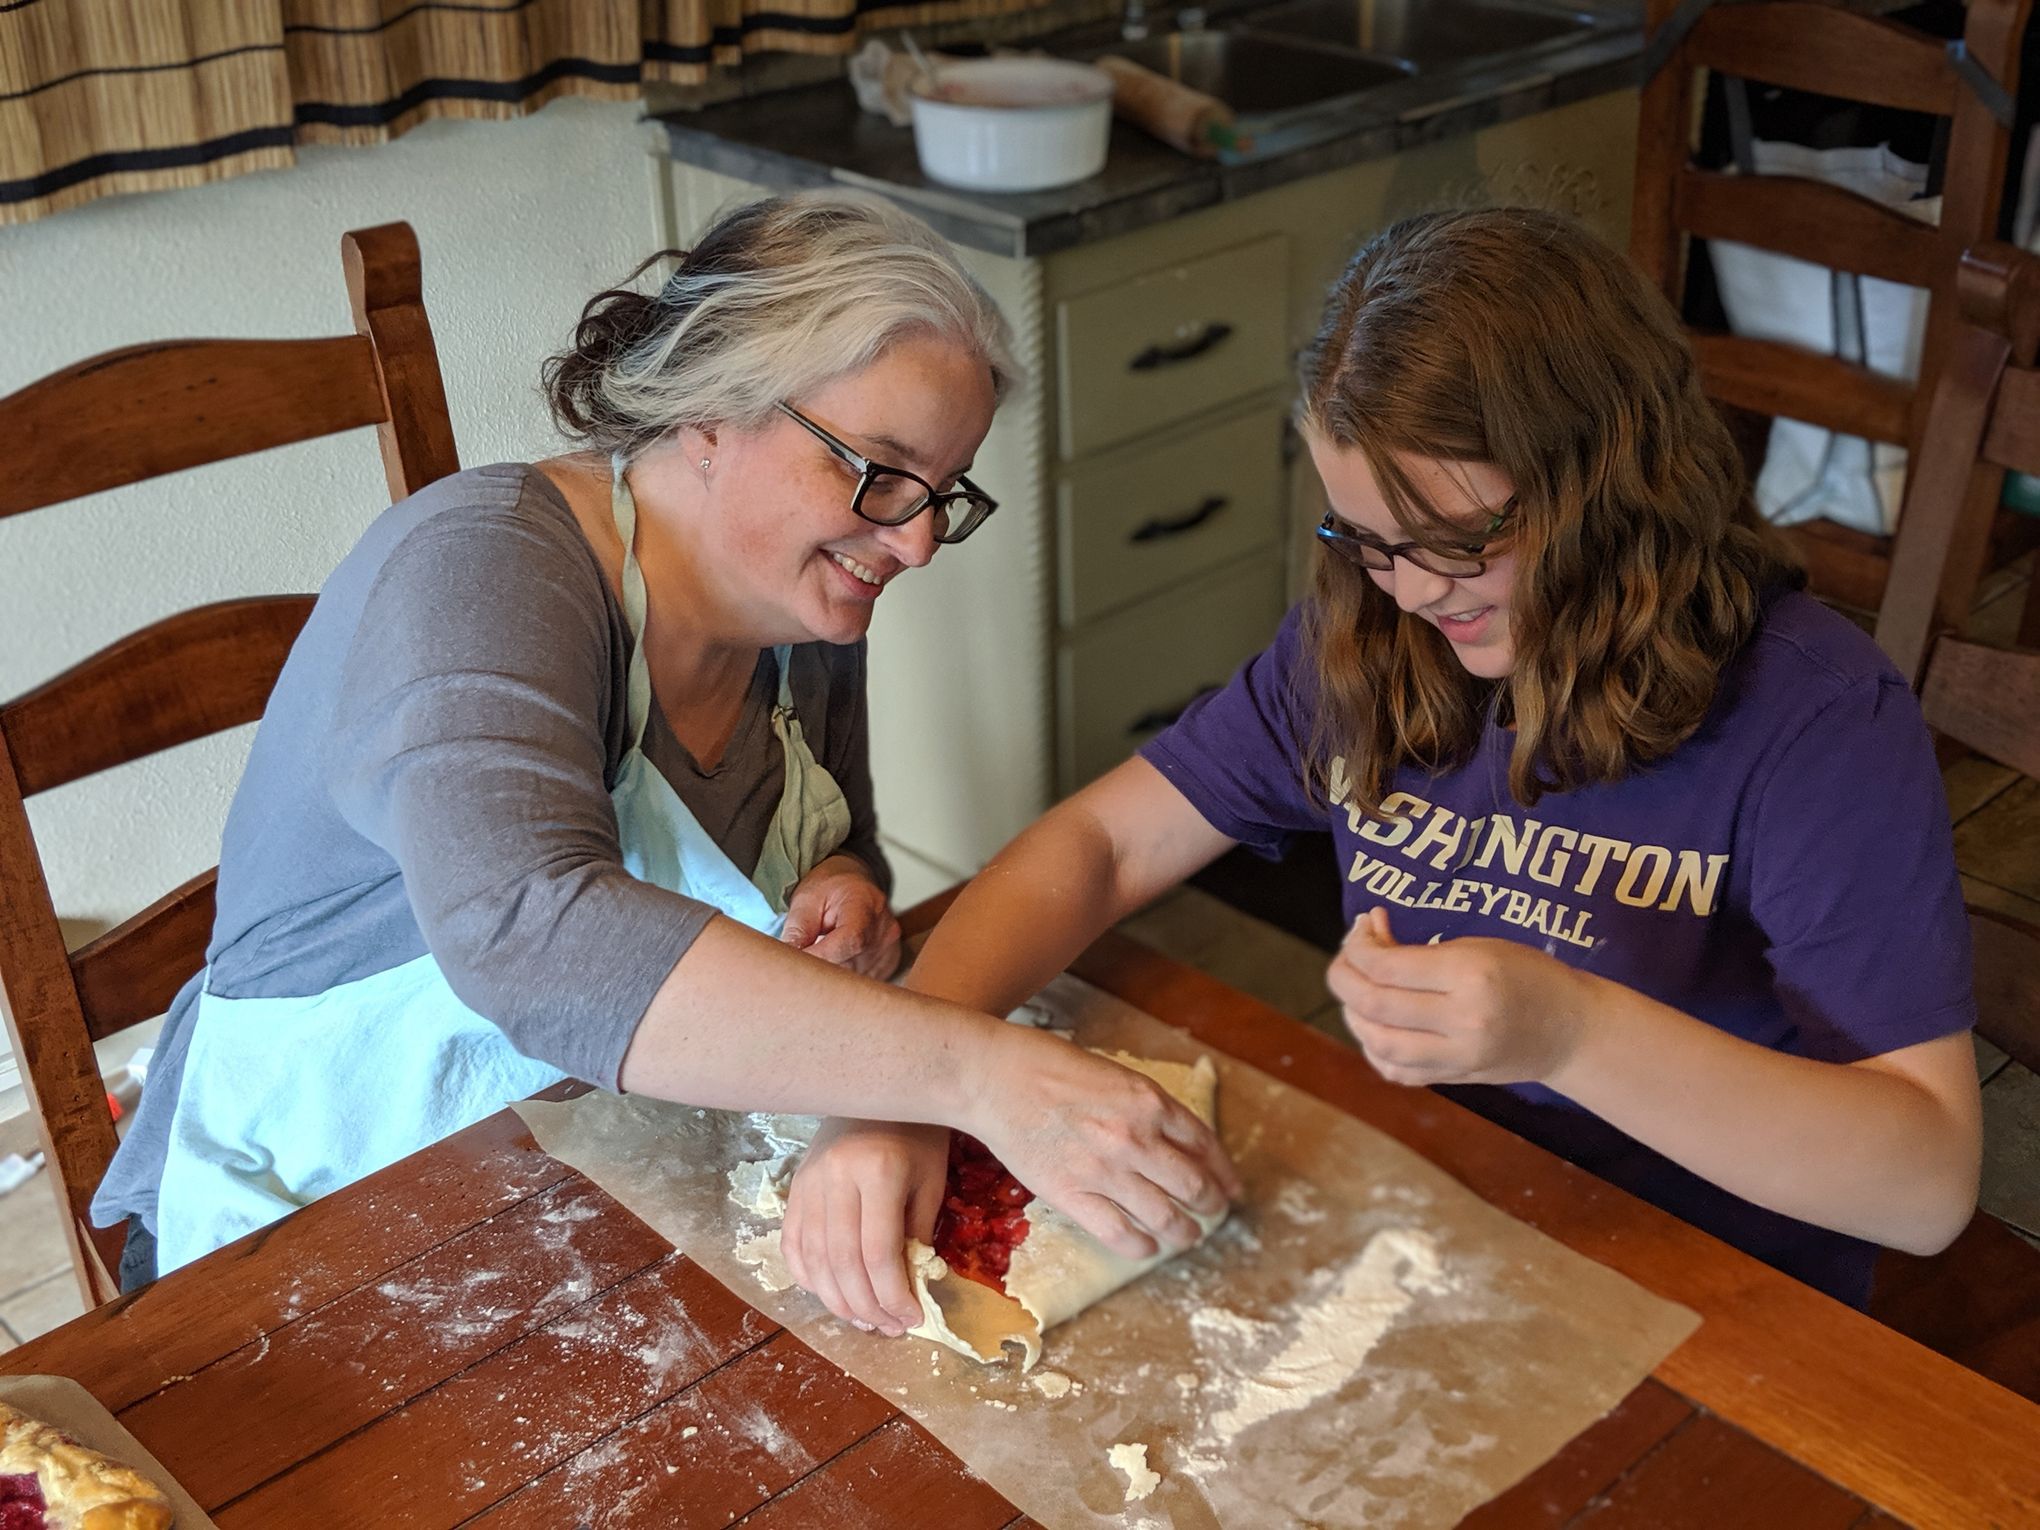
[1860,241,2040,1403]
[1631,0,2034,618]
[0,223,458,1306]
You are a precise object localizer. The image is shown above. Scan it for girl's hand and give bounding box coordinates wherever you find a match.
[782,1118,949,1336]
[782,855,902,979]
[962,1028,1242,1261]
[1328,907,1595,1087]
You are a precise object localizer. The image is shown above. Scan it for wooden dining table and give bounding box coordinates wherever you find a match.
[6,901,2038,1529]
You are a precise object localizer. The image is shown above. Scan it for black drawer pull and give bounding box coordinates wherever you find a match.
[1128,684,1220,736]
[1130,495,1229,544]
[1129,321,1233,371]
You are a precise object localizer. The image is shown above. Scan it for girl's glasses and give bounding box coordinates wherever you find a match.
[1314,500,1514,579]
[779,402,997,545]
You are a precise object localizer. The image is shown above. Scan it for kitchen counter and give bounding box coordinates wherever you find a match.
[652,3,1642,257]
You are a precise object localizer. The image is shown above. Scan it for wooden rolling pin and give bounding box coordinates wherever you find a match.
[1095,54,1250,158]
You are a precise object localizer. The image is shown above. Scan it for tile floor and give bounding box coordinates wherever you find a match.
[0,578,2033,1348]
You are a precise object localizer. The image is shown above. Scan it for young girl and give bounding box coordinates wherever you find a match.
[781,205,1981,1333]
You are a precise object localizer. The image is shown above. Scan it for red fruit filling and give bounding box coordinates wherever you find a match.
[0,1472,45,1530]
[931,1132,1032,1292]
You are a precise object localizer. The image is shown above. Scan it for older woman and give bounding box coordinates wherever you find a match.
[96,191,1236,1292]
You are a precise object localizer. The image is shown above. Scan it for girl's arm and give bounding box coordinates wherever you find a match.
[1333,911,1981,1256]
[905,757,1240,1014]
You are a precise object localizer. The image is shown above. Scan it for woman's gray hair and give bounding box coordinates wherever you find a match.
[544,190,1017,459]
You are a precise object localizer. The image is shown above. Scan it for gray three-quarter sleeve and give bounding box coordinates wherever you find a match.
[323,497,711,1087]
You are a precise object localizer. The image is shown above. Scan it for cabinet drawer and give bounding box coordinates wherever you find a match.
[1058,556,1288,790]
[1055,235,1291,460]
[1058,401,1288,629]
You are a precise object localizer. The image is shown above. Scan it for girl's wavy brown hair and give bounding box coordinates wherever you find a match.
[1298,206,1798,814]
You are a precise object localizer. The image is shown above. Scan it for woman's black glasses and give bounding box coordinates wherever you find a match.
[779,402,997,545]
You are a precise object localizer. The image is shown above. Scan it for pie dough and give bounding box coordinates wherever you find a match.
[0,1402,172,1530]
[909,1051,1223,1369]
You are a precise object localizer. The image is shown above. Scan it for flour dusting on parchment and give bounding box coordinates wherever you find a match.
[1196,1227,1454,1445]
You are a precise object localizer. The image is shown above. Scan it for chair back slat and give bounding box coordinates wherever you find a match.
[1971,905,2040,1075]
[0,222,456,1306]
[69,870,216,1043]
[1687,4,1957,114]
[0,596,315,799]
[1692,333,1913,443]
[1674,170,1943,289]
[1919,638,2040,780]
[0,339,385,520]
[1980,369,2040,475]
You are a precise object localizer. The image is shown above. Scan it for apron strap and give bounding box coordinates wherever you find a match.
[610,453,655,753]
[771,643,796,715]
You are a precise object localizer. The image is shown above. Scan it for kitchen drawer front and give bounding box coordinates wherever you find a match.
[1059,556,1288,790]
[1058,401,1289,629]
[1055,235,1291,460]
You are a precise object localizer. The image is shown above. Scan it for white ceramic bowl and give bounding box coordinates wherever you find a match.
[908,58,1114,193]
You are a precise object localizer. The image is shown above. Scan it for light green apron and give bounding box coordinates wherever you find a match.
[155,457,853,1275]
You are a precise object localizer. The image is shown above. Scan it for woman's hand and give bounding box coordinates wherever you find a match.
[782,1118,950,1335]
[1328,906,1594,1087]
[781,855,901,979]
[963,1028,1241,1262]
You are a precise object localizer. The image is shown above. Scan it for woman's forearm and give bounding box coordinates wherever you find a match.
[617,914,1008,1123]
[1547,979,1981,1255]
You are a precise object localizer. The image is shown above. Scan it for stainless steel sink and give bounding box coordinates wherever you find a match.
[1234,0,1596,69]
[1099,31,1412,114]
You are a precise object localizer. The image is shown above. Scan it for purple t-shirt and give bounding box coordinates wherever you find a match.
[1141,590,1973,1306]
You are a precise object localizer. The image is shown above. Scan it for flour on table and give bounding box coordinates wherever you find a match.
[1027,1370,1073,1399]
[1107,1442,1161,1502]
[1192,1227,1451,1453]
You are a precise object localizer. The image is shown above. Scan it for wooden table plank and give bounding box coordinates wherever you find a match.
[1457,1380,1694,1529]
[730,1416,1016,1529]
[0,1107,571,1410]
[465,1329,899,1529]
[1573,1413,1867,1529]
[1057,926,2040,1530]
[215,1253,772,1527]
[120,1174,675,1507]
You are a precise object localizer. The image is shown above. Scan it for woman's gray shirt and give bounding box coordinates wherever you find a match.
[95,463,889,1237]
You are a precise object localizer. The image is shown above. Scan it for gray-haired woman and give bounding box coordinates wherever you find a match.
[95,191,1239,1305]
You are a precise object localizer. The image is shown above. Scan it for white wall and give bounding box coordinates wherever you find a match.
[0,98,663,939]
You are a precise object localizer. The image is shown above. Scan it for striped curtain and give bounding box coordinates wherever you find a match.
[2,0,1045,226]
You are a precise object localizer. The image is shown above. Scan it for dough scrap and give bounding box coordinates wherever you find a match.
[728,1156,794,1219]
[908,1051,1224,1370]
[1108,1441,1161,1502]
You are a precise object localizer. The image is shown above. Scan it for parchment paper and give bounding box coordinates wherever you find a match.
[0,1374,216,1528]
[517,974,1699,1528]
